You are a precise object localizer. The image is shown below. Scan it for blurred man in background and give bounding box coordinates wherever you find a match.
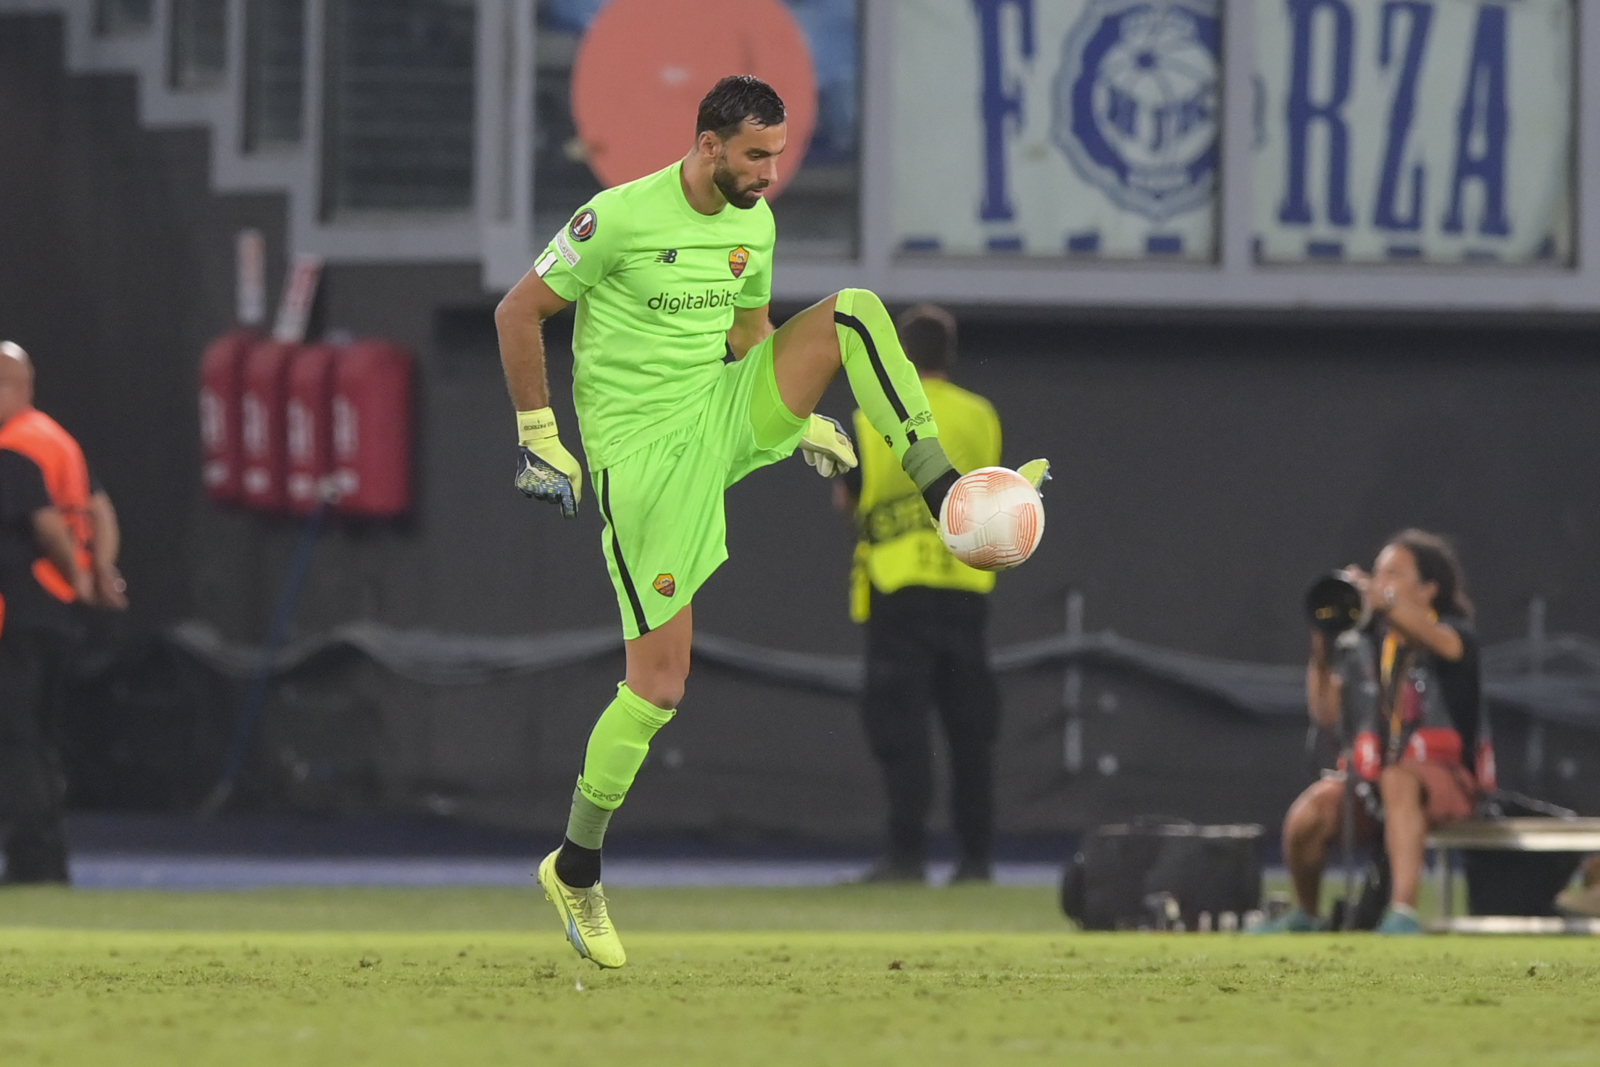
[835,305,1005,883]
[0,341,127,885]
[1263,530,1485,934]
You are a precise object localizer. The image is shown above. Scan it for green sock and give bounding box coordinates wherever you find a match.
[832,288,956,493]
[573,683,676,834]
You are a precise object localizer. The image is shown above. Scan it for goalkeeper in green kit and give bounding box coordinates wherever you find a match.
[496,76,1045,968]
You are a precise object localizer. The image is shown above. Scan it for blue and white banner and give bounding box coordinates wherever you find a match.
[893,0,1220,261]
[1254,0,1573,265]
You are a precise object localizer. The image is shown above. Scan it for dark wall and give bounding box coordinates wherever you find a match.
[967,317,1600,659]
[0,15,290,633]
[7,12,1600,836]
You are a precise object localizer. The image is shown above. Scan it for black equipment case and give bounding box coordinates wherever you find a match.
[1061,819,1264,931]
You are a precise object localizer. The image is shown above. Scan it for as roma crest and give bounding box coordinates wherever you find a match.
[653,574,676,597]
[728,246,750,278]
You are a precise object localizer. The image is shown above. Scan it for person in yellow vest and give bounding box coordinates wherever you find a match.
[0,341,127,885]
[835,305,1005,883]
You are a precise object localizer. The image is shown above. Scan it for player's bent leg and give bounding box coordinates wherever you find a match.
[559,610,690,882]
[769,294,845,420]
[830,289,960,512]
[541,608,691,968]
[538,682,674,970]
[771,290,959,514]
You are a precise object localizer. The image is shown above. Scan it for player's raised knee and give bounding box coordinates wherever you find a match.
[832,287,886,323]
[625,669,686,710]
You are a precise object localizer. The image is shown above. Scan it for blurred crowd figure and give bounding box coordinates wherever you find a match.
[0,341,127,885]
[835,306,1003,884]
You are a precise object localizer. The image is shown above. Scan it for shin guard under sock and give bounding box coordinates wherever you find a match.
[575,683,676,812]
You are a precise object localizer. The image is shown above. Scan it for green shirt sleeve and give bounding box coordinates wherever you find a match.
[534,198,627,302]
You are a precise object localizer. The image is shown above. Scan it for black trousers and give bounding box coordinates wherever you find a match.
[0,627,72,883]
[861,586,1000,867]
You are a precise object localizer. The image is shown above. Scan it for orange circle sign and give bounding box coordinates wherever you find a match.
[570,0,816,197]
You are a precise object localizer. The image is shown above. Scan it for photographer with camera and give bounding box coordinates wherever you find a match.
[1259,529,1489,934]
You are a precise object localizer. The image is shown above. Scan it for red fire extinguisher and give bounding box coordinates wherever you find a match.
[331,339,413,518]
[284,342,341,516]
[240,338,299,512]
[198,329,260,504]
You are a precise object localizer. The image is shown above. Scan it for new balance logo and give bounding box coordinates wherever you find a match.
[656,249,678,264]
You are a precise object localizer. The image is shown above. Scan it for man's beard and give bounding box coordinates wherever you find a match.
[713,159,766,209]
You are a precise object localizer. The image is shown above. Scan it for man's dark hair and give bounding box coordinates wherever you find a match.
[895,304,958,372]
[1389,528,1474,618]
[697,75,786,140]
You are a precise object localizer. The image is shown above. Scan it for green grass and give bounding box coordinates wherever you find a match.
[0,883,1067,932]
[2,885,1596,1066]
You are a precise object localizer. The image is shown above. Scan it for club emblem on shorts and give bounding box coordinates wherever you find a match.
[569,208,597,242]
[653,574,676,597]
[728,246,749,278]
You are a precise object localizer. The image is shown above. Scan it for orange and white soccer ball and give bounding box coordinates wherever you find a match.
[938,467,1045,571]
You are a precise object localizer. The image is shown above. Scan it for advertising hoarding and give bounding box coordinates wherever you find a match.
[1254,0,1573,266]
[893,0,1221,262]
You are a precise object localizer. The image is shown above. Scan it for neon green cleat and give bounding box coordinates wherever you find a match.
[535,849,627,969]
[1017,458,1051,493]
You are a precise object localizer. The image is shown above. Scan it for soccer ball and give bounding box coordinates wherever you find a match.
[938,467,1045,571]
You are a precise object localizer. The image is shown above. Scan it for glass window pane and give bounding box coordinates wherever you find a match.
[96,0,154,35]
[244,0,306,150]
[533,0,860,259]
[171,0,229,90]
[891,0,1221,262]
[1253,0,1574,266]
[321,0,476,215]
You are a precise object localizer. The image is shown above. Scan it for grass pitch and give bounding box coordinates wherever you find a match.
[2,885,1597,1065]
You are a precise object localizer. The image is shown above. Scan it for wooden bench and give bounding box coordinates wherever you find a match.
[1428,818,1600,934]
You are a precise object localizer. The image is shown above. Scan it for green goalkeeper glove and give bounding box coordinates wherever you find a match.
[515,407,583,519]
[799,413,858,478]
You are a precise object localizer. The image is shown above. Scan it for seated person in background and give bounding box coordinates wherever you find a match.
[1262,529,1489,934]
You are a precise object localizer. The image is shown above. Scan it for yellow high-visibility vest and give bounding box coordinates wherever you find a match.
[850,377,1002,622]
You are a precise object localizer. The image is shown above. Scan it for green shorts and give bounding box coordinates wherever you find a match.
[594,336,806,638]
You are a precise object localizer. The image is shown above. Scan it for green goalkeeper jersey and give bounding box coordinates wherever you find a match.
[534,161,776,470]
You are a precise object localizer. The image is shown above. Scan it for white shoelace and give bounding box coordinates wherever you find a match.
[573,883,612,938]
